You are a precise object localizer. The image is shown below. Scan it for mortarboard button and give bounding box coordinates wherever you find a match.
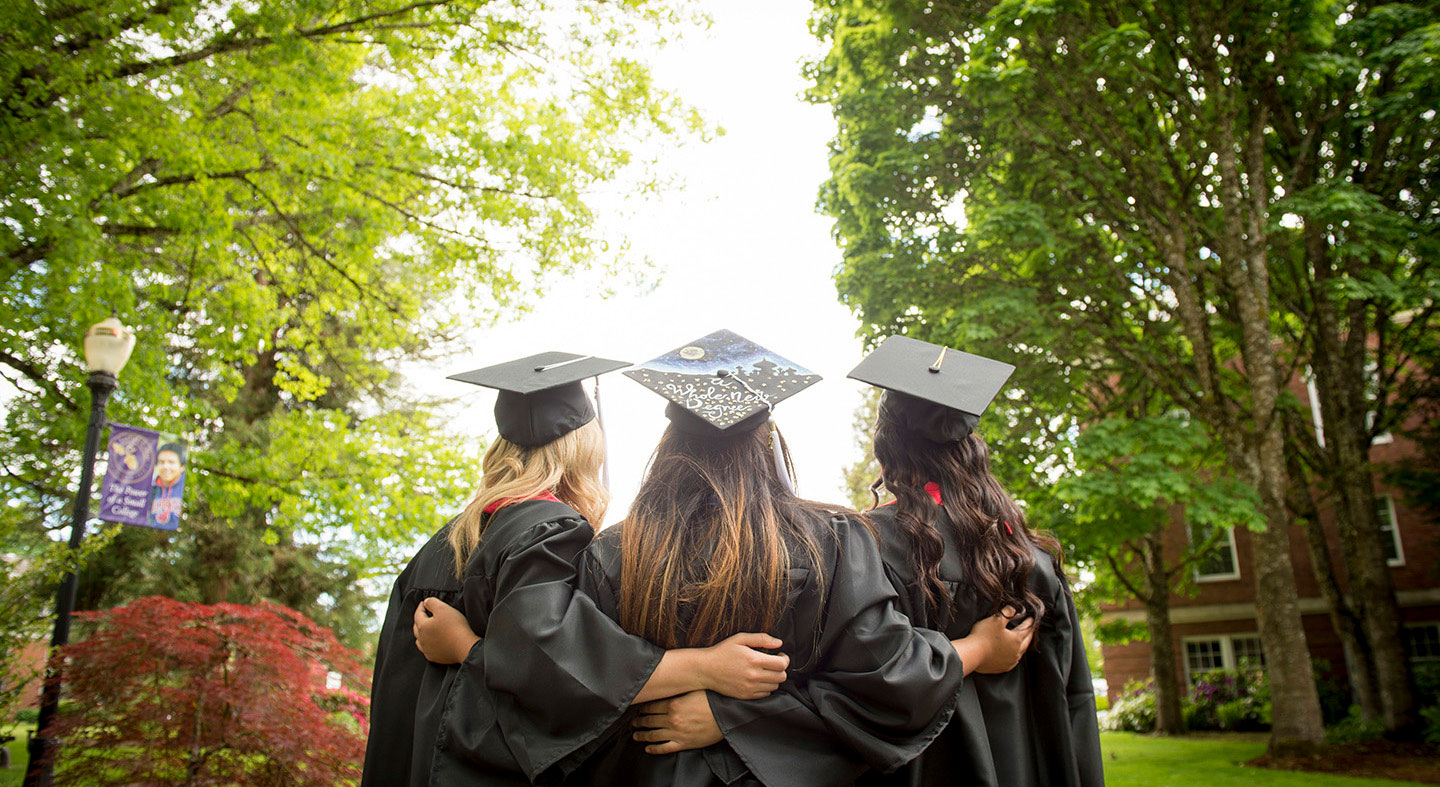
[848,336,1015,441]
[626,329,822,433]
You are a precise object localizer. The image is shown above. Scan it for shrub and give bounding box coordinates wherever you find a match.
[1421,704,1440,744]
[1095,694,1110,712]
[1413,662,1440,708]
[46,596,370,787]
[1326,706,1385,744]
[1312,659,1353,725]
[1185,669,1270,731]
[1106,680,1157,733]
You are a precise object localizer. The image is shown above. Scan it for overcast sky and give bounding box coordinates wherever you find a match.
[404,0,873,522]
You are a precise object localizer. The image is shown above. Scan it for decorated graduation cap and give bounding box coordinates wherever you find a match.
[625,329,823,435]
[448,352,629,447]
[848,335,1015,442]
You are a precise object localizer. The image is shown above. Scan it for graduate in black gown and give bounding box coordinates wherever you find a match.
[562,330,1037,786]
[845,336,1105,787]
[362,352,789,787]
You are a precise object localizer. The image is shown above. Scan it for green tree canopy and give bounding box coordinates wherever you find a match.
[2,0,698,646]
[808,0,1438,747]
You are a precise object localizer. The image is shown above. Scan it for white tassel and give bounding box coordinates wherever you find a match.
[771,423,795,496]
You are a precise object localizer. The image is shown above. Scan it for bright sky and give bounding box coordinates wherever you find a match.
[405,0,871,522]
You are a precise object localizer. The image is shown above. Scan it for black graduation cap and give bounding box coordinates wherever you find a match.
[448,352,630,447]
[847,336,1015,442]
[625,329,823,434]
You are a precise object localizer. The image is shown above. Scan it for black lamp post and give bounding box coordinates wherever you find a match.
[23,318,134,787]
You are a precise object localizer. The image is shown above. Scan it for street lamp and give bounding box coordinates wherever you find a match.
[23,318,134,787]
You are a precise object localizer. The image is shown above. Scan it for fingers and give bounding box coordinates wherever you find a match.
[633,713,667,728]
[742,683,780,699]
[756,668,787,684]
[631,727,672,744]
[752,652,789,672]
[645,741,686,756]
[729,632,783,650]
[635,698,671,715]
[1000,605,1019,619]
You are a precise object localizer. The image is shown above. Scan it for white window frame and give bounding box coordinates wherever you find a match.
[1306,373,1327,448]
[1376,494,1405,567]
[1305,367,1394,448]
[1182,633,1266,683]
[1191,524,1241,583]
[1182,637,1226,683]
[1404,623,1440,662]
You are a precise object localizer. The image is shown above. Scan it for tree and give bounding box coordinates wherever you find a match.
[2,0,697,644]
[808,0,1437,749]
[46,596,369,786]
[0,522,120,727]
[1053,413,1264,735]
[842,387,882,510]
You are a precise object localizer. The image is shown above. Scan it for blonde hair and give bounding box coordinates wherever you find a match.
[449,418,608,576]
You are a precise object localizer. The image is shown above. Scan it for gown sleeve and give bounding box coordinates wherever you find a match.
[436,516,666,782]
[361,562,419,787]
[710,515,965,779]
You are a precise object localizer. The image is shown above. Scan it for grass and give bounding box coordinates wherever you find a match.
[1102,732,1430,787]
[1,724,33,787]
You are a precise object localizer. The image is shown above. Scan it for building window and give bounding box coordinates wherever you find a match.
[1403,624,1440,662]
[1183,634,1267,683]
[1376,495,1404,567]
[1191,523,1240,582]
[1185,639,1225,681]
[1231,635,1266,671]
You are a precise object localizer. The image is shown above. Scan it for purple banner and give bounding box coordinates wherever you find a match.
[99,423,159,527]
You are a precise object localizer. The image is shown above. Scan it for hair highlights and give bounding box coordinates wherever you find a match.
[448,418,608,576]
[617,423,831,649]
[871,413,1060,622]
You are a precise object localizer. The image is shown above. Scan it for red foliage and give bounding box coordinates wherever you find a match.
[46,596,371,787]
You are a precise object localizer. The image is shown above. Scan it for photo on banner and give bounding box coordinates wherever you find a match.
[98,423,187,531]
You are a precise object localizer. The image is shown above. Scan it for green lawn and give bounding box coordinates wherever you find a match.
[1,725,32,787]
[1102,732,1429,787]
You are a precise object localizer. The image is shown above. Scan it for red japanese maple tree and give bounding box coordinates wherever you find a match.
[45,596,370,786]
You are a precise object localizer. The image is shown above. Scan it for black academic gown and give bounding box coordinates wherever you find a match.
[857,504,1104,787]
[362,517,459,787]
[362,500,665,787]
[560,511,966,787]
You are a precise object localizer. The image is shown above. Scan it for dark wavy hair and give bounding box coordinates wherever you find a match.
[618,422,836,649]
[870,413,1061,623]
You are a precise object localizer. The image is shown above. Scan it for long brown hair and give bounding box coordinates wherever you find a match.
[449,419,608,576]
[618,422,832,648]
[871,414,1060,622]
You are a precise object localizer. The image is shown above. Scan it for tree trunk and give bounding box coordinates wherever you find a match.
[1208,88,1325,755]
[1141,531,1186,735]
[1305,227,1419,734]
[1287,451,1382,720]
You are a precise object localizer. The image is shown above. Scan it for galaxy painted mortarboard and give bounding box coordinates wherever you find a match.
[448,352,629,447]
[847,335,1015,442]
[625,329,822,435]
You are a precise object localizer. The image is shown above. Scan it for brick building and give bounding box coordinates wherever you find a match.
[1098,377,1440,701]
